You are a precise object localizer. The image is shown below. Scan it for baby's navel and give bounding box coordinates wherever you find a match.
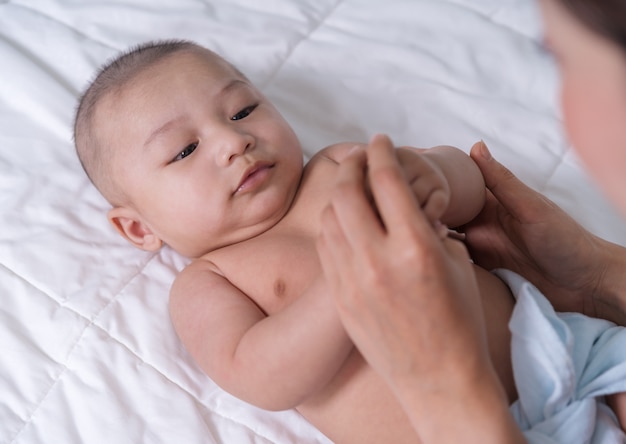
[274,279,286,298]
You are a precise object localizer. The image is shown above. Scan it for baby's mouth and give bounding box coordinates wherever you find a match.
[235,161,275,194]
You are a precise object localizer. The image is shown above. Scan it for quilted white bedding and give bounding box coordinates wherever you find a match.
[2,0,626,443]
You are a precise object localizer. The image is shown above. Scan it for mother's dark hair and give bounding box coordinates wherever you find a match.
[559,0,626,52]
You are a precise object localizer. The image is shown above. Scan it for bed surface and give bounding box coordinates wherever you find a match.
[2,0,625,443]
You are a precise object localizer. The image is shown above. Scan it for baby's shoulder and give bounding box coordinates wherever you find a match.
[171,257,224,295]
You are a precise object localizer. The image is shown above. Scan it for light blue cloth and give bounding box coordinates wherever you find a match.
[494,269,626,443]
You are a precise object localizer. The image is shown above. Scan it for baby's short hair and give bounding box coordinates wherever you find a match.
[73,39,217,204]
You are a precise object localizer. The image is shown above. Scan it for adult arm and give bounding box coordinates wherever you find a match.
[317,134,525,443]
[464,141,626,326]
[169,261,352,411]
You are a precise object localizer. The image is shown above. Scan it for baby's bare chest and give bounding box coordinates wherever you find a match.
[209,155,341,314]
[212,233,321,314]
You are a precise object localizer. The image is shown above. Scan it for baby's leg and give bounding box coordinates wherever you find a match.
[473,265,517,403]
[607,392,626,432]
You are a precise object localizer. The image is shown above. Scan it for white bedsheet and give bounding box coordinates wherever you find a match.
[2,1,625,443]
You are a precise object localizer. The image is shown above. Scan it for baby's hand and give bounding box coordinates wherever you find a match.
[395,148,451,226]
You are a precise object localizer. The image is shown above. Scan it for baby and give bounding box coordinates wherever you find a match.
[73,39,521,443]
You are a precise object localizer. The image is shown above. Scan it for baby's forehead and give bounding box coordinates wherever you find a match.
[139,48,238,82]
[100,49,235,109]
[92,49,245,147]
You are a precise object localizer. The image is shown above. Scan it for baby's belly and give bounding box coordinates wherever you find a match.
[298,265,516,444]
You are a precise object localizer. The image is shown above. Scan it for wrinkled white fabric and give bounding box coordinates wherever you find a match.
[3,0,626,442]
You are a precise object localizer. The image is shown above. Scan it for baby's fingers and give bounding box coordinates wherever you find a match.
[420,187,449,224]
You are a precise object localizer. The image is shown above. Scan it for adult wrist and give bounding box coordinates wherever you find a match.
[593,238,626,326]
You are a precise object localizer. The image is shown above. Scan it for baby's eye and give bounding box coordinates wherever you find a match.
[173,142,198,162]
[231,104,258,121]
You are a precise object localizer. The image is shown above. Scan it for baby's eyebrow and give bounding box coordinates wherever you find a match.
[218,78,249,97]
[144,115,186,148]
[142,79,250,148]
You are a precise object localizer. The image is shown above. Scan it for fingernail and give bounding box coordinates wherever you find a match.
[370,133,387,144]
[349,144,362,154]
[479,140,492,160]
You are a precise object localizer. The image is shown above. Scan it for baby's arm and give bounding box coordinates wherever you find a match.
[169,259,353,411]
[322,142,485,228]
[396,145,486,228]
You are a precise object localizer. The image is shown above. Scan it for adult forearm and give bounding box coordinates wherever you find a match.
[394,366,525,444]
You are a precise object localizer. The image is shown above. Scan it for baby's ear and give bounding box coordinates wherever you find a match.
[108,207,163,252]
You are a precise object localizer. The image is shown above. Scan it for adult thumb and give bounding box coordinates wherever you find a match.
[469,141,541,218]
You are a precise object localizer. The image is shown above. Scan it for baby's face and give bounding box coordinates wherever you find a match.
[97,50,303,257]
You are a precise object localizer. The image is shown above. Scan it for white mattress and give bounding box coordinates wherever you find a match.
[2,0,625,443]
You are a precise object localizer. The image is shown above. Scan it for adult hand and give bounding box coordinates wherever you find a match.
[317,134,521,443]
[464,141,626,325]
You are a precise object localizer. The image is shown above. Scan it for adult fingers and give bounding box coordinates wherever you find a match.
[366,134,433,237]
[327,147,386,248]
[470,141,550,220]
[317,206,350,297]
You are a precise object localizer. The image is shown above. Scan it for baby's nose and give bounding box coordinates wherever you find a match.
[218,131,254,166]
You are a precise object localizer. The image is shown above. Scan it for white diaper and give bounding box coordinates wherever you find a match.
[494,269,626,443]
